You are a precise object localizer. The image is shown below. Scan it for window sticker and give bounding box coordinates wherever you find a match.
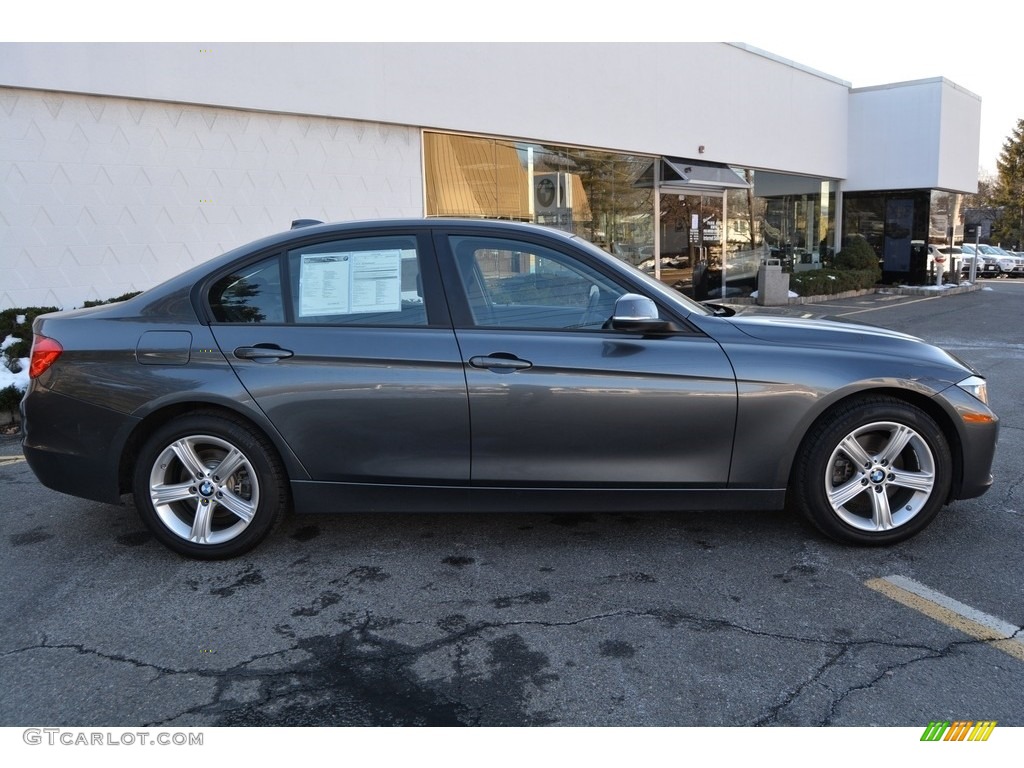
[299,250,403,316]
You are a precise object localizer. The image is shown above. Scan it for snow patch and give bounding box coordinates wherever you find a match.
[905,284,956,291]
[1,335,30,393]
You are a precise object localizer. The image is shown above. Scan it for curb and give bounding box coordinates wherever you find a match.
[725,282,982,307]
[880,283,982,298]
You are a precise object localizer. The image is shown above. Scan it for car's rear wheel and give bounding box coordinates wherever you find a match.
[792,397,951,545]
[132,412,288,559]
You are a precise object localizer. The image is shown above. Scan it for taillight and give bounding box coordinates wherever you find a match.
[29,335,63,379]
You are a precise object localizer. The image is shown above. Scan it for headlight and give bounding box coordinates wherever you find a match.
[957,375,989,405]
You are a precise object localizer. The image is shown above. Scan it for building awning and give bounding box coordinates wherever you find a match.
[633,158,750,193]
[661,157,750,194]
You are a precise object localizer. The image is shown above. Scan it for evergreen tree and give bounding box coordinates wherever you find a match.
[993,118,1024,250]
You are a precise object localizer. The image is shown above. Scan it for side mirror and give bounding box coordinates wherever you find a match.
[611,294,670,333]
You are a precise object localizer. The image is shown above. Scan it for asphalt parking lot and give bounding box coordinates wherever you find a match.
[1,280,1021,728]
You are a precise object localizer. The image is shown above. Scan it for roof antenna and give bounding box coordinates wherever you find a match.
[291,219,323,229]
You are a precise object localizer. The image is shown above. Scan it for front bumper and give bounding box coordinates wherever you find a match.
[937,385,999,501]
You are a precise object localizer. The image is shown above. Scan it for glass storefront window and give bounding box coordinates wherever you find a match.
[424,132,839,298]
[666,171,836,299]
[424,132,655,266]
[928,190,963,245]
[842,189,930,278]
[752,173,837,268]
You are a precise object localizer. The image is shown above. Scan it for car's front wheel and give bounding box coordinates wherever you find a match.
[792,397,952,545]
[132,412,288,559]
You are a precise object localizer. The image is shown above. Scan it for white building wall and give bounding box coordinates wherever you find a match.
[0,42,852,178]
[0,88,422,309]
[846,78,980,193]
[937,81,983,194]
[0,44,982,310]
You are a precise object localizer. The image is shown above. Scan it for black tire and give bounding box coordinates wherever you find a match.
[132,412,288,559]
[791,397,951,545]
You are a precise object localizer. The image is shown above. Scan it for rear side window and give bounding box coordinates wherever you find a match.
[208,235,432,326]
[287,235,427,326]
[209,255,285,324]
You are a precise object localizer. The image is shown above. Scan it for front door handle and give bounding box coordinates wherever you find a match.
[469,354,532,371]
[234,344,294,361]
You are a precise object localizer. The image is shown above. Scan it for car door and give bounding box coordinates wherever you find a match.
[206,229,470,486]
[436,229,737,487]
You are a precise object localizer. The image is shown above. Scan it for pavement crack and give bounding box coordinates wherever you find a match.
[3,638,183,677]
[753,646,850,726]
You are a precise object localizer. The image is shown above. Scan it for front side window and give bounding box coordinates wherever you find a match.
[450,235,626,330]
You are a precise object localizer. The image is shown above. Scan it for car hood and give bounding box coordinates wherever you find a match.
[729,314,918,344]
[719,314,977,374]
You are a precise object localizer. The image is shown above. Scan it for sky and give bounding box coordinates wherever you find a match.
[7,1,1020,175]
[745,15,1020,176]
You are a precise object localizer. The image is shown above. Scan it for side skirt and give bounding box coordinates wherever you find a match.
[290,481,786,515]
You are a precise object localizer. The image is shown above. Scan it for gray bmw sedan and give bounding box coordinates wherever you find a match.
[21,219,998,558]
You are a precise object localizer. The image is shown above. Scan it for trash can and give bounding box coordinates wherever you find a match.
[757,259,790,306]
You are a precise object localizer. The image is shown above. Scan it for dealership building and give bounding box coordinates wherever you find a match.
[0,42,981,310]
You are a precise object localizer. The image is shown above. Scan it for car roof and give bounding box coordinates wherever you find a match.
[225,218,578,259]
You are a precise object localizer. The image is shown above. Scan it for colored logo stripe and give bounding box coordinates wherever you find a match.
[921,721,949,741]
[920,721,997,742]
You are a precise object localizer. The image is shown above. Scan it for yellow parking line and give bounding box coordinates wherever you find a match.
[866,576,1024,662]
[0,456,26,466]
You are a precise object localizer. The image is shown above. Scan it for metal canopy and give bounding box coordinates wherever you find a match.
[660,157,750,194]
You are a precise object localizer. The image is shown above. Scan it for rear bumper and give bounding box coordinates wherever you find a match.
[21,387,138,505]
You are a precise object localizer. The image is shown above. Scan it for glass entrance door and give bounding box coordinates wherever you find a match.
[658,192,724,300]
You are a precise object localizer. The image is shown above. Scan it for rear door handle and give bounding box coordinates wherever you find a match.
[469,354,532,371]
[234,345,294,361]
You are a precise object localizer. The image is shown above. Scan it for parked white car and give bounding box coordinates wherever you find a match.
[978,245,1024,277]
[959,244,1001,278]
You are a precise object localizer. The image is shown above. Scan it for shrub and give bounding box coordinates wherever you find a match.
[0,384,21,422]
[789,234,882,297]
[2,306,59,375]
[2,293,140,400]
[3,338,29,363]
[790,268,879,297]
[82,290,142,308]
[0,306,60,338]
[835,235,881,274]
